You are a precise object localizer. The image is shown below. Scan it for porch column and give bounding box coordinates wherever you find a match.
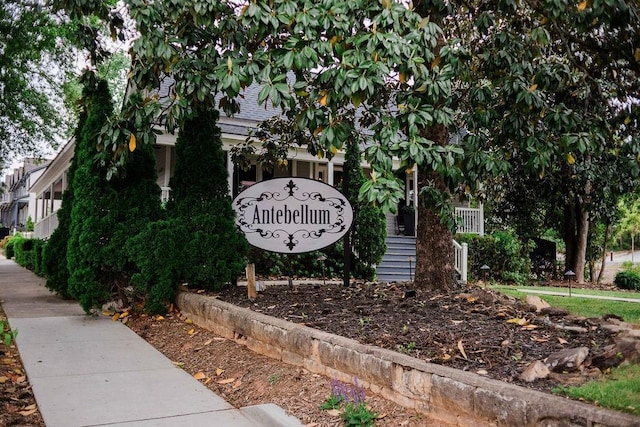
[226,151,234,197]
[164,146,172,188]
[291,159,298,177]
[327,161,334,186]
[479,202,485,236]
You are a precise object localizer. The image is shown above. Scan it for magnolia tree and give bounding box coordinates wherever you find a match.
[54,0,640,287]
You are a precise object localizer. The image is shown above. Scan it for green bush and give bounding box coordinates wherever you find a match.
[614,270,640,291]
[13,238,45,273]
[456,230,533,284]
[166,105,248,291]
[4,235,21,259]
[249,242,344,279]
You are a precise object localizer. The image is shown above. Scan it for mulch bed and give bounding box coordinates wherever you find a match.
[212,281,617,393]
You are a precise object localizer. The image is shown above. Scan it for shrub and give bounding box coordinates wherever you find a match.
[456,230,533,284]
[67,80,163,313]
[614,270,640,291]
[13,238,45,273]
[248,242,344,279]
[166,105,248,290]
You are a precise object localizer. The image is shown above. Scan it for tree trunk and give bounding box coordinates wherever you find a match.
[415,170,455,290]
[563,202,576,273]
[596,223,611,284]
[574,204,589,284]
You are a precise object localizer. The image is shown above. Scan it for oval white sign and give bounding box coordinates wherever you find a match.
[232,177,353,253]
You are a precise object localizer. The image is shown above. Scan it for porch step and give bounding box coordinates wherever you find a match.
[376,235,416,283]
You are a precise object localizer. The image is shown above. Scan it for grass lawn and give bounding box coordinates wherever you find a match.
[491,284,640,415]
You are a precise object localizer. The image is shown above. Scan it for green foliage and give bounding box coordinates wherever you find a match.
[614,270,640,291]
[13,238,45,274]
[249,243,344,279]
[342,402,377,427]
[0,320,18,347]
[3,235,22,259]
[42,92,88,299]
[67,78,163,313]
[127,219,181,315]
[25,216,34,232]
[456,231,532,284]
[0,0,75,164]
[343,139,386,280]
[166,105,248,290]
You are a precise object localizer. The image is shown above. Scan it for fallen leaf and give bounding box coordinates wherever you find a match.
[185,318,193,325]
[204,339,213,346]
[558,337,568,345]
[476,369,488,375]
[22,404,36,411]
[2,358,16,365]
[187,328,196,335]
[531,336,549,342]
[577,0,588,11]
[0,376,9,383]
[232,380,242,389]
[507,318,529,326]
[119,311,129,319]
[193,372,207,380]
[19,408,37,416]
[172,361,185,368]
[14,376,26,384]
[527,83,538,93]
[458,340,468,360]
[111,313,120,321]
[102,310,115,317]
[203,377,212,385]
[156,315,165,320]
[442,353,451,361]
[216,368,225,376]
[466,296,476,303]
[451,320,463,325]
[217,378,236,384]
[326,409,341,417]
[521,324,538,330]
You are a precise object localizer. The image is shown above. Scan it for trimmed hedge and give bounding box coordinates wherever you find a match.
[13,238,46,275]
[455,230,533,284]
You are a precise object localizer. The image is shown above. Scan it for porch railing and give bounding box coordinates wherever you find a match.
[34,212,58,240]
[453,240,468,284]
[455,207,484,236]
[161,187,171,203]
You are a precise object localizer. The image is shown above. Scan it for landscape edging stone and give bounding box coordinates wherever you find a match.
[177,291,640,427]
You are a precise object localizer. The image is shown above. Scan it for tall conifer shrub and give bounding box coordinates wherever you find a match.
[42,89,89,298]
[167,105,248,289]
[343,139,387,280]
[67,80,163,312]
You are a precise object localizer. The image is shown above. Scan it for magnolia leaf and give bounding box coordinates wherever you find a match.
[111,313,120,321]
[319,93,328,107]
[326,409,341,417]
[102,310,115,316]
[476,369,488,375]
[232,380,242,389]
[567,153,576,165]
[128,134,136,152]
[457,339,468,360]
[527,84,537,93]
[507,318,528,326]
[19,408,37,416]
[193,372,207,380]
[442,353,451,360]
[156,315,165,320]
[521,324,538,330]
[215,368,224,376]
[119,311,129,319]
[577,1,588,11]
[376,413,388,420]
[187,328,196,335]
[185,318,193,324]
[0,376,8,383]
[217,377,236,384]
[558,337,568,344]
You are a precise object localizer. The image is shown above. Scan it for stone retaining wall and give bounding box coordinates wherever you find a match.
[177,292,640,427]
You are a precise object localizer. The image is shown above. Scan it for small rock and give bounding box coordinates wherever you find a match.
[520,360,550,382]
[545,347,589,372]
[525,295,551,312]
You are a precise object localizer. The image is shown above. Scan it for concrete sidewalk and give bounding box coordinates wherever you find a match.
[0,256,301,427]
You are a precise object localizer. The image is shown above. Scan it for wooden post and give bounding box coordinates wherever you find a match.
[246,263,257,300]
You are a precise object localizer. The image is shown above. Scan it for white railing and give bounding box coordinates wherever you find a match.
[453,240,468,284]
[455,207,484,236]
[161,187,171,203]
[34,212,58,240]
